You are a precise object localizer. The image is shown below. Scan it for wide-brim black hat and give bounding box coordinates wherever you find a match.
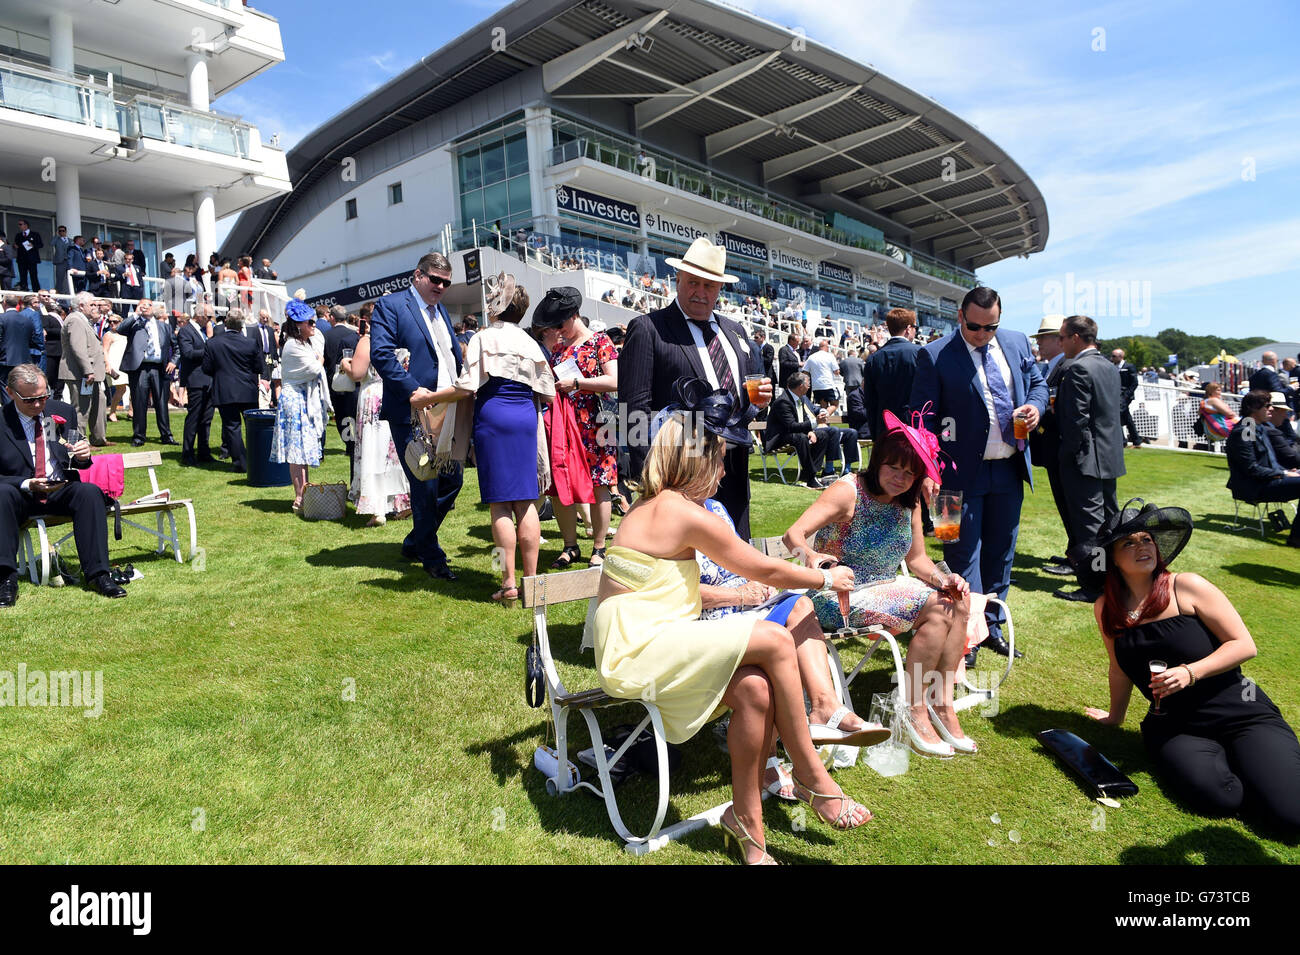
[1072,498,1193,594]
[649,377,756,449]
[530,287,582,329]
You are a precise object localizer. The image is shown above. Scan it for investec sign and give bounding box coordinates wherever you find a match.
[642,210,716,244]
[771,246,814,275]
[718,230,767,262]
[818,260,853,284]
[555,185,640,228]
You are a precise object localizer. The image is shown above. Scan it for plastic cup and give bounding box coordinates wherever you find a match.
[744,374,768,408]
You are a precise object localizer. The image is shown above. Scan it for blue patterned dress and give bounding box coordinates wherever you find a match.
[810,476,933,631]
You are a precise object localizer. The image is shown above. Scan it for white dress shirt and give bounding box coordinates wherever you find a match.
[963,334,1016,460]
[410,287,455,390]
[18,411,58,490]
[676,299,741,397]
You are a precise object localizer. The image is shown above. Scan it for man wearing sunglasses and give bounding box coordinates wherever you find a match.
[0,364,127,605]
[369,252,464,581]
[910,286,1047,662]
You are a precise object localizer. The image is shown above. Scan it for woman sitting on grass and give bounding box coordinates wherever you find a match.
[1085,500,1300,835]
[592,382,871,864]
[783,411,979,759]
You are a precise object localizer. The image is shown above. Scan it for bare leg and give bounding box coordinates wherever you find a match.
[514,500,540,579]
[903,595,948,745]
[554,502,578,549]
[489,502,517,592]
[289,463,308,506]
[930,594,971,739]
[592,486,611,550]
[786,596,863,729]
[740,620,868,826]
[721,666,773,861]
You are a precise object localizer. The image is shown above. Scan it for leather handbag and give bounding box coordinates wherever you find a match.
[299,481,347,521]
[330,369,356,393]
[402,404,449,481]
[1037,729,1139,798]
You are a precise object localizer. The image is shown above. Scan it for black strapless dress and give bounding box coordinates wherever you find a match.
[1112,613,1300,831]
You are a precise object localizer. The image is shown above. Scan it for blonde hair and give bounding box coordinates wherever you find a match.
[637,413,725,501]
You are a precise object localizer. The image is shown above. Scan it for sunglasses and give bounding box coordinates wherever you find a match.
[13,391,51,403]
[965,321,1000,333]
[419,271,452,288]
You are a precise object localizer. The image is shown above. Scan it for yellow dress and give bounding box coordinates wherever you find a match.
[594,545,754,744]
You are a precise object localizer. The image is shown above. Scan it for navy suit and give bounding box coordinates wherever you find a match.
[202,329,262,471]
[370,287,464,571]
[861,336,919,440]
[178,322,216,462]
[0,308,42,401]
[909,328,1047,634]
[1226,416,1300,543]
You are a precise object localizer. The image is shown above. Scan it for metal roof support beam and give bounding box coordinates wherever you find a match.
[954,232,1038,261]
[704,86,861,159]
[542,9,669,92]
[909,201,1029,241]
[818,141,964,194]
[762,114,918,181]
[934,220,1028,253]
[635,51,780,129]
[893,182,1017,226]
[865,163,995,209]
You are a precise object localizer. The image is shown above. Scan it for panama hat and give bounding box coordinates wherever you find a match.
[1269,391,1291,409]
[665,237,738,284]
[1033,314,1066,338]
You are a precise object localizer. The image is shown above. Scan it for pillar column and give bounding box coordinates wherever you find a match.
[194,189,215,282]
[50,13,74,73]
[186,54,210,112]
[55,164,81,237]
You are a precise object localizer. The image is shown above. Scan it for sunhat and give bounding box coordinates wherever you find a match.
[665,237,738,284]
[1073,498,1193,594]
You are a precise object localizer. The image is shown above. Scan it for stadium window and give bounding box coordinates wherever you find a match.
[388,182,403,205]
[345,198,357,220]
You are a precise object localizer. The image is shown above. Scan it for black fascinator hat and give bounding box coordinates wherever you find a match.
[649,377,757,449]
[1071,498,1193,594]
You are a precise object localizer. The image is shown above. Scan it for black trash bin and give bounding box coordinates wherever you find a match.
[243,409,290,487]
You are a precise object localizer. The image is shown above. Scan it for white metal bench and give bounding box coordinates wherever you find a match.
[523,567,732,855]
[16,450,199,585]
[752,537,1014,715]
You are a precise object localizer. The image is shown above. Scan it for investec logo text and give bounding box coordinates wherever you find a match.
[718,231,767,261]
[642,211,714,243]
[556,185,639,227]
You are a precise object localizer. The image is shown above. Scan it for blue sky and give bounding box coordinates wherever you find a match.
[214,0,1300,341]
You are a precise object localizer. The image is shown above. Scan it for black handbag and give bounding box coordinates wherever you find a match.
[525,644,545,708]
[1037,729,1139,799]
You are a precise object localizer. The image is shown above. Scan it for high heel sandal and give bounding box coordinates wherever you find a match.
[719,806,777,865]
[902,705,954,758]
[549,544,581,570]
[764,756,797,802]
[589,547,606,567]
[791,776,872,830]
[927,703,977,754]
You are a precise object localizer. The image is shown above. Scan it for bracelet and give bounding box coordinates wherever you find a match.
[1182,664,1197,686]
[821,568,833,591]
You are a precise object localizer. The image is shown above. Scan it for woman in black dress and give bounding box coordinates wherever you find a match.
[1084,500,1300,834]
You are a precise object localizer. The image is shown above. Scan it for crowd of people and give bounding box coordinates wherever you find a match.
[4,231,1298,861]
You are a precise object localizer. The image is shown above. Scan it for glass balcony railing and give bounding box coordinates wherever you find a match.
[0,61,116,130]
[122,98,253,160]
[547,115,977,287]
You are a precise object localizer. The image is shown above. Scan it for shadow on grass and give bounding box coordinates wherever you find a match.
[987,702,1149,781]
[1119,825,1285,864]
[1010,553,1075,594]
[1221,562,1300,588]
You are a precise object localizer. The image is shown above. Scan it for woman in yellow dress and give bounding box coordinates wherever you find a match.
[593,384,869,864]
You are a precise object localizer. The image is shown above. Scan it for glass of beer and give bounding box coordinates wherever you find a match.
[1149,660,1168,714]
[744,374,769,408]
[1013,409,1030,441]
[930,490,963,543]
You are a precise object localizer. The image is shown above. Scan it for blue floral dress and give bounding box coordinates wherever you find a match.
[810,476,933,631]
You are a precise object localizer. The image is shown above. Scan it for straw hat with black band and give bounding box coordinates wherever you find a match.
[665,237,739,284]
[1072,498,1193,595]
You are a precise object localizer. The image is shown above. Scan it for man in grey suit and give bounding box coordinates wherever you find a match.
[51,226,75,298]
[163,266,189,319]
[1055,314,1126,601]
[59,292,109,445]
[118,299,177,446]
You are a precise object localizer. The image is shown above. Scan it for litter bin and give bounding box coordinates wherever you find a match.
[243,409,290,487]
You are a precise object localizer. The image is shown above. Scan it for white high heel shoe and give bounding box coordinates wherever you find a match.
[926,703,977,754]
[903,704,954,758]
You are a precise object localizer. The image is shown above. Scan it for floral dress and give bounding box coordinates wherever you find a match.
[350,365,410,517]
[551,332,618,487]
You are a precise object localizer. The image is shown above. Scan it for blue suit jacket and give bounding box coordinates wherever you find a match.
[909,329,1047,491]
[369,288,464,426]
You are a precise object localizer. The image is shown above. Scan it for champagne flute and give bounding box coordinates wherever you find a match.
[1149,660,1168,714]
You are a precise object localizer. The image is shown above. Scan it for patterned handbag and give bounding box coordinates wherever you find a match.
[299,481,348,521]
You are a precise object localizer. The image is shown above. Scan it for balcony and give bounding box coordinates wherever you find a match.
[121,97,255,161]
[0,59,118,131]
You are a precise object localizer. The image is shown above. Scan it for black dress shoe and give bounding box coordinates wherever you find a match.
[425,564,458,581]
[86,573,127,599]
[1049,554,1070,565]
[400,546,421,562]
[1043,563,1075,576]
[197,453,215,464]
[980,631,1023,658]
[0,576,18,608]
[179,457,196,467]
[159,437,179,445]
[1053,587,1100,603]
[963,648,978,669]
[131,438,144,447]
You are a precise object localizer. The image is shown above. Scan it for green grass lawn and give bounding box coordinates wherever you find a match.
[2,419,1297,864]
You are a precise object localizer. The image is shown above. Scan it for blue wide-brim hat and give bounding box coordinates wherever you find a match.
[649,377,756,449]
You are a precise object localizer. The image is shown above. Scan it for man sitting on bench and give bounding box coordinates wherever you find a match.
[0,364,127,606]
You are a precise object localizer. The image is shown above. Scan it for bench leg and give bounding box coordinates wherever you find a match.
[37,521,51,586]
[155,512,167,555]
[184,503,198,561]
[166,510,181,563]
[956,596,1015,712]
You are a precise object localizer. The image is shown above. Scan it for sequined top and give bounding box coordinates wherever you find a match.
[813,477,911,583]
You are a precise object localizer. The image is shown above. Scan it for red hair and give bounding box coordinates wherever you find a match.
[1100,551,1171,637]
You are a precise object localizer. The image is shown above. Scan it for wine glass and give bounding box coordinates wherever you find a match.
[1149,660,1168,714]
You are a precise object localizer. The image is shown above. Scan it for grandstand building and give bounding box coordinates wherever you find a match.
[224,0,1048,332]
[0,0,291,290]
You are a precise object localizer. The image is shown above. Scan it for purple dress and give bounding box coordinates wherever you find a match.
[474,377,539,503]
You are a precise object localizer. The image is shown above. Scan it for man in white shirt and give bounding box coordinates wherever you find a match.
[802,339,841,411]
